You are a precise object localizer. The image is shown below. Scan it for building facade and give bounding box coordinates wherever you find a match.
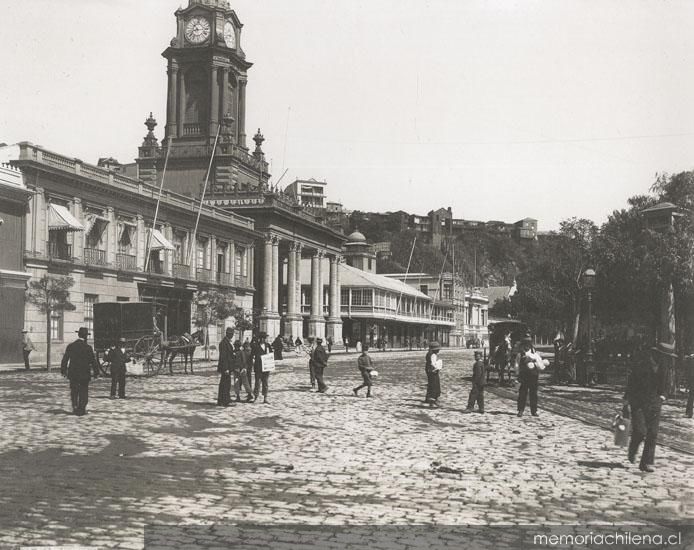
[2,142,259,364]
[0,161,32,363]
[284,179,327,208]
[383,272,489,347]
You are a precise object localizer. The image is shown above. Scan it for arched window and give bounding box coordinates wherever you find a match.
[184,67,209,125]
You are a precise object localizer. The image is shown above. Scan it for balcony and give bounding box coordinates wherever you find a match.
[197,268,216,284]
[183,123,202,136]
[173,263,191,279]
[47,242,72,261]
[235,275,251,288]
[217,271,233,286]
[84,248,107,266]
[147,260,165,275]
[115,253,137,271]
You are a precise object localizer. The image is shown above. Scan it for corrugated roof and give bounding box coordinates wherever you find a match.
[299,261,430,299]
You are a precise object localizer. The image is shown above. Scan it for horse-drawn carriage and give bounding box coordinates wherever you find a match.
[93,302,202,376]
[485,319,530,385]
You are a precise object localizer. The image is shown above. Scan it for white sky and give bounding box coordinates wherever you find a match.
[2,0,694,230]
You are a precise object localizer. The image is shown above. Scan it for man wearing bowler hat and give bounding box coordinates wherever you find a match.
[251,332,273,403]
[105,337,131,399]
[60,327,97,416]
[624,344,669,472]
[312,337,330,393]
[517,334,540,417]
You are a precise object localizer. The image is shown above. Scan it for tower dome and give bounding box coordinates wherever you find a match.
[347,230,367,243]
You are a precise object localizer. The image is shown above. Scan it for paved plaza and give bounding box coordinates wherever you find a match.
[0,349,692,549]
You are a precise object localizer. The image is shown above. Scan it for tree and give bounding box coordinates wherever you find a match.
[490,219,597,340]
[192,289,252,358]
[25,275,76,371]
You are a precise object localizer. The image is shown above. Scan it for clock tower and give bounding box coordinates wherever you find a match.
[136,0,269,197]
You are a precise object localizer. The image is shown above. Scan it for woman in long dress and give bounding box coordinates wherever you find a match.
[425,341,442,407]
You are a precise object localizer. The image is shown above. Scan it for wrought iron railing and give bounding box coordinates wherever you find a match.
[84,248,107,266]
[115,253,137,271]
[47,241,72,260]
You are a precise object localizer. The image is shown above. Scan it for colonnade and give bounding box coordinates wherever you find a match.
[258,234,342,342]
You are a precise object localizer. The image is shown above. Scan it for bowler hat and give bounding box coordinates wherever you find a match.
[316,337,323,343]
[429,341,441,350]
[258,332,268,339]
[76,327,90,338]
[225,327,235,334]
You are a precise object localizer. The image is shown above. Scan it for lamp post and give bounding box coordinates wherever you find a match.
[582,268,596,386]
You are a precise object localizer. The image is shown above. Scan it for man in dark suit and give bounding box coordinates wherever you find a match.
[312,337,329,393]
[217,327,235,406]
[465,350,486,414]
[251,332,273,404]
[105,337,131,399]
[517,335,540,417]
[624,346,668,472]
[60,327,97,416]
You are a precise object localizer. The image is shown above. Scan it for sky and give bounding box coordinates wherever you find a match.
[2,0,694,230]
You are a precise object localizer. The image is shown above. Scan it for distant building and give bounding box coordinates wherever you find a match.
[383,272,488,347]
[402,206,538,246]
[332,231,455,347]
[0,159,32,363]
[284,179,327,208]
[371,241,392,260]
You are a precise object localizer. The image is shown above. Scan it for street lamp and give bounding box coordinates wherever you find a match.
[582,268,596,386]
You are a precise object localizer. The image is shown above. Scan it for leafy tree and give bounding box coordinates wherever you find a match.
[193,290,254,358]
[25,275,76,371]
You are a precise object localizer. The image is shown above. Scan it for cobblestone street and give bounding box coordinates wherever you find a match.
[1,349,692,549]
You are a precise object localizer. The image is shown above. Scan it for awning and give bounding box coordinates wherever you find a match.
[118,221,137,243]
[84,214,109,236]
[48,203,84,232]
[148,228,175,251]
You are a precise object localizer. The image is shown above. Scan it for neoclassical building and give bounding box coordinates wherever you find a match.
[1,142,259,364]
[122,0,346,341]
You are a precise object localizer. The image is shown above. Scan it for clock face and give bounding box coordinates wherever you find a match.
[224,21,236,48]
[185,16,211,44]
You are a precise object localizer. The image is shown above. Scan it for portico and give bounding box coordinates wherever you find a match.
[254,227,343,341]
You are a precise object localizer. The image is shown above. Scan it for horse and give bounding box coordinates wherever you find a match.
[164,329,204,374]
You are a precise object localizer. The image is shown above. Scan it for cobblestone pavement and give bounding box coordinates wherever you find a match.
[0,349,692,549]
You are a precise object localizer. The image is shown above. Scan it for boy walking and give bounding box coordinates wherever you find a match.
[353,345,374,397]
[465,350,485,413]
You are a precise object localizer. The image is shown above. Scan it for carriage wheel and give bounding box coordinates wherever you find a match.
[134,335,163,376]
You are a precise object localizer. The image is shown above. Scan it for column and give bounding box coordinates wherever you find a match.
[177,71,186,137]
[135,215,146,271]
[263,236,273,312]
[219,68,228,125]
[166,65,178,138]
[164,223,174,275]
[71,198,84,262]
[309,250,325,339]
[287,243,297,317]
[209,235,217,280]
[248,244,255,287]
[326,255,343,345]
[238,79,247,148]
[286,242,303,339]
[271,237,279,314]
[209,66,219,137]
[228,240,235,280]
